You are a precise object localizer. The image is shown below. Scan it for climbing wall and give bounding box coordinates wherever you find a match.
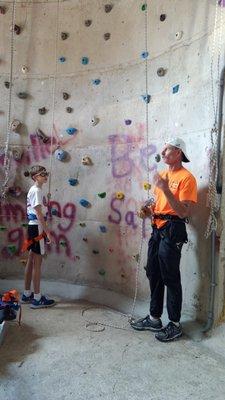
[0,0,225,320]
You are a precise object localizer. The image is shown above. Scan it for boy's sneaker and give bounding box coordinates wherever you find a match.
[130,315,163,332]
[30,295,56,309]
[21,292,34,304]
[155,322,182,342]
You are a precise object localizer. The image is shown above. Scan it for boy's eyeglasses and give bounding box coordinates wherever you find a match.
[35,171,49,177]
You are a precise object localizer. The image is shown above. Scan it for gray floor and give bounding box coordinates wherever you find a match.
[1,300,225,400]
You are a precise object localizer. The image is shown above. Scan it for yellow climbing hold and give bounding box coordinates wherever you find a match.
[143,182,151,190]
[116,192,125,200]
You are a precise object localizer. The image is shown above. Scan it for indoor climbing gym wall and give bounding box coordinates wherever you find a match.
[0,0,225,321]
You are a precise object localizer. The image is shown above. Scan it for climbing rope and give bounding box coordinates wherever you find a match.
[1,1,17,199]
[205,0,224,238]
[82,2,150,330]
[47,0,60,200]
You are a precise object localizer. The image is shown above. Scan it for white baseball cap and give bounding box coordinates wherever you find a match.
[165,137,190,162]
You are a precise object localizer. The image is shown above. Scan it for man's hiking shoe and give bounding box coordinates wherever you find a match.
[155,322,182,342]
[130,315,163,332]
[30,295,56,309]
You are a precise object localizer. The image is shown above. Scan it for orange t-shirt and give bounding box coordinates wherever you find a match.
[153,167,197,229]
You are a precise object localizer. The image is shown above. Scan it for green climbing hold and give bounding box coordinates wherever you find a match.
[141,3,147,11]
[98,192,106,199]
[98,269,106,276]
[7,244,17,253]
[0,226,7,231]
[60,241,67,247]
[21,223,29,228]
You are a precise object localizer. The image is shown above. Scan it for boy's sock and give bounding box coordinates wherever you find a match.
[24,290,31,297]
[34,293,41,302]
[171,321,180,327]
[150,315,160,321]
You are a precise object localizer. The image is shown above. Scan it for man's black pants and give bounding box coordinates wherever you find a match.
[145,221,188,322]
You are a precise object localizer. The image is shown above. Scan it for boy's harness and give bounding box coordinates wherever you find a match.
[21,232,46,253]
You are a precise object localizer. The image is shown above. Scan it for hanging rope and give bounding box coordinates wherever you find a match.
[205,0,224,238]
[47,0,60,200]
[1,1,17,200]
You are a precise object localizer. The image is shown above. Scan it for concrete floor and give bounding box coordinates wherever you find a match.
[1,300,225,400]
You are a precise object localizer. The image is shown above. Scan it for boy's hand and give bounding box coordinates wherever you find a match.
[46,231,53,244]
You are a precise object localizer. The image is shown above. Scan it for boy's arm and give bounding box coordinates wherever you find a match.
[34,205,52,243]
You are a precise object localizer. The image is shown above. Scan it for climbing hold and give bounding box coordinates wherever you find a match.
[10,119,21,132]
[84,19,92,27]
[36,128,50,143]
[92,79,101,85]
[160,14,166,21]
[0,6,6,14]
[51,208,60,216]
[83,237,88,242]
[82,156,92,165]
[38,107,47,115]
[12,147,23,161]
[104,32,111,40]
[14,24,21,35]
[157,67,166,77]
[21,223,28,227]
[99,225,107,233]
[79,222,86,227]
[91,116,100,126]
[143,182,151,190]
[173,84,180,94]
[7,245,17,255]
[20,258,27,265]
[17,92,28,99]
[155,154,161,162]
[141,3,147,11]
[175,31,183,41]
[79,199,91,208]
[98,192,106,198]
[61,32,69,40]
[55,148,68,161]
[141,51,149,59]
[0,226,7,231]
[63,92,69,100]
[116,192,125,200]
[66,107,73,113]
[21,65,28,74]
[66,127,78,135]
[98,269,106,276]
[59,56,66,63]
[141,94,151,104]
[105,4,113,13]
[68,178,79,186]
[8,186,22,198]
[60,240,67,247]
[125,119,132,125]
[108,248,114,253]
[4,81,10,89]
[132,254,140,262]
[81,57,89,65]
[93,250,99,255]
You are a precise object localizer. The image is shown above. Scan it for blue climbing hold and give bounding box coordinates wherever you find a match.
[125,119,132,125]
[92,79,101,85]
[80,199,91,208]
[68,178,79,186]
[51,208,59,216]
[141,94,151,103]
[59,56,66,63]
[66,127,78,135]
[141,51,149,59]
[55,148,67,161]
[173,84,180,94]
[82,57,89,65]
[99,225,107,233]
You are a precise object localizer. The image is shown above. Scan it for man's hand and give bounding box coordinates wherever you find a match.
[153,173,169,193]
[137,204,155,219]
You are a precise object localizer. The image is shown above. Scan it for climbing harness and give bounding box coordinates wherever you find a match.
[21,232,47,253]
[1,1,16,199]
[205,0,224,238]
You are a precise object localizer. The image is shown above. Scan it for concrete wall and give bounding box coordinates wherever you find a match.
[0,0,225,321]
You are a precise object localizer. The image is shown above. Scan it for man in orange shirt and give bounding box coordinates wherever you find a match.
[131,138,197,342]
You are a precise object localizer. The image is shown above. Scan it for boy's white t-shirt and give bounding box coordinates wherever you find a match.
[27,185,47,225]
